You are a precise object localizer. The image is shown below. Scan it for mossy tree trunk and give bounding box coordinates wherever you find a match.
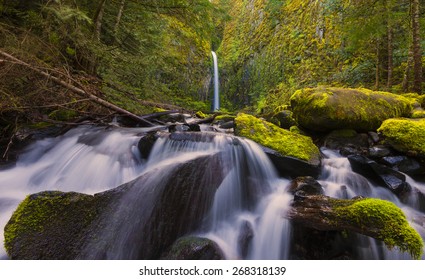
[94,0,107,41]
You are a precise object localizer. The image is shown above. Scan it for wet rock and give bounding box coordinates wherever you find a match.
[238,221,254,259]
[368,132,380,143]
[368,145,391,158]
[138,132,158,159]
[161,237,224,260]
[288,176,324,195]
[381,156,425,176]
[347,155,411,195]
[262,146,321,178]
[219,121,235,129]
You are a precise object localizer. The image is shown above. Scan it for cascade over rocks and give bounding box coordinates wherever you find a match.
[347,154,411,195]
[4,153,226,259]
[290,87,413,132]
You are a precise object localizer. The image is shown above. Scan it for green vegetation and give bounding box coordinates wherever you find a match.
[333,198,424,259]
[290,87,413,132]
[378,118,425,157]
[234,113,320,164]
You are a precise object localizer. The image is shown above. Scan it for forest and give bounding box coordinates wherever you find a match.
[1,0,425,262]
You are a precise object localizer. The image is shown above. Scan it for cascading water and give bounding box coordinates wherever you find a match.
[319,148,425,259]
[1,126,425,259]
[211,51,220,111]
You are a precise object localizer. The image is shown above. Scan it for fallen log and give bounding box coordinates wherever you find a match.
[0,50,154,127]
[288,194,423,259]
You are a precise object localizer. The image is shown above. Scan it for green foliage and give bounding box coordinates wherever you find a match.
[234,113,320,164]
[334,198,424,259]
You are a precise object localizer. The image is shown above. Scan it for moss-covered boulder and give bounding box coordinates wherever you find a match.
[290,87,413,132]
[289,195,424,259]
[378,118,425,157]
[234,113,320,165]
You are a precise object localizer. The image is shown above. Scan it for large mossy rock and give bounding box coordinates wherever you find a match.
[378,118,425,157]
[290,87,413,132]
[4,153,226,260]
[289,195,424,259]
[234,113,321,165]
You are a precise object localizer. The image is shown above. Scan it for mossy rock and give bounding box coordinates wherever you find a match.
[234,113,320,165]
[333,198,424,260]
[290,195,424,259]
[378,118,425,157]
[290,87,413,132]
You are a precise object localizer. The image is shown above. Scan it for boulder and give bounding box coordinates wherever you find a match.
[323,129,369,155]
[381,156,425,176]
[234,113,321,166]
[269,110,297,129]
[288,176,324,195]
[288,195,424,259]
[290,87,413,132]
[347,155,411,195]
[4,153,226,259]
[161,236,224,260]
[378,118,425,157]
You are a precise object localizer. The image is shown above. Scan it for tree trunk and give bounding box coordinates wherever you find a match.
[412,0,422,93]
[387,25,393,90]
[114,0,126,37]
[94,0,107,41]
[375,40,380,90]
[402,48,414,92]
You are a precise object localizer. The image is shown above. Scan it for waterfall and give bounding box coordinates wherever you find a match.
[211,51,220,111]
[1,127,425,259]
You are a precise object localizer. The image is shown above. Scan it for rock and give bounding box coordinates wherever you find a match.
[219,121,235,129]
[262,146,321,178]
[288,176,324,195]
[138,132,158,159]
[290,87,413,132]
[368,145,391,158]
[381,156,425,176]
[238,221,254,259]
[368,132,381,143]
[4,153,226,259]
[323,129,369,154]
[270,110,297,129]
[347,155,411,195]
[161,236,224,260]
[288,195,424,259]
[234,113,321,166]
[378,118,425,157]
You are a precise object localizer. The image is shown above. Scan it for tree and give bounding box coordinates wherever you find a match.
[411,0,422,93]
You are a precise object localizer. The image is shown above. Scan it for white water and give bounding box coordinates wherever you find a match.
[211,51,220,111]
[1,127,425,259]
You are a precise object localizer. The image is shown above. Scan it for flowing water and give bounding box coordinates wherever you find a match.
[0,127,424,259]
[211,51,220,111]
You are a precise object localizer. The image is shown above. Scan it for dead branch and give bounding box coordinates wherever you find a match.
[0,50,155,127]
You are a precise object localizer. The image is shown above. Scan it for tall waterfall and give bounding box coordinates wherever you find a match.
[211,51,220,111]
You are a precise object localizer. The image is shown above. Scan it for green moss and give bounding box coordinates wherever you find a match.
[378,118,425,157]
[290,87,413,132]
[48,109,78,121]
[4,191,99,258]
[214,114,236,122]
[234,113,320,164]
[411,110,425,119]
[195,111,208,119]
[334,198,423,259]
